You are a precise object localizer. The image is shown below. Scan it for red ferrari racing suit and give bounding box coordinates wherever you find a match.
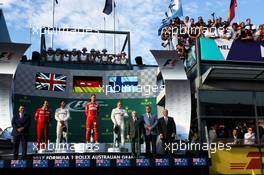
[34,108,51,150]
[85,102,99,142]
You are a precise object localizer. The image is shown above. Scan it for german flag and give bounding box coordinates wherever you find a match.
[73,80,102,93]
[228,0,237,24]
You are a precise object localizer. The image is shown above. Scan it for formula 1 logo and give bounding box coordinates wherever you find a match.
[0,52,13,62]
[230,152,264,170]
[66,100,87,112]
[66,100,107,112]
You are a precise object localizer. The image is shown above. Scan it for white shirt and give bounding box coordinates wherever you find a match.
[111,108,128,126]
[80,54,87,62]
[19,112,23,119]
[63,55,70,62]
[209,129,217,142]
[54,55,61,62]
[55,108,70,125]
[219,28,232,39]
[164,116,168,124]
[47,54,54,62]
[102,55,108,62]
[204,28,219,38]
[71,55,78,62]
[244,132,255,145]
[114,59,121,64]
[185,22,191,28]
[121,57,127,64]
[95,56,101,63]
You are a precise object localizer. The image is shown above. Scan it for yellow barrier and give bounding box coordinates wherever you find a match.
[210,147,263,174]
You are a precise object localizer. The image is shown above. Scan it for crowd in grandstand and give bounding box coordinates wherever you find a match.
[42,48,128,65]
[208,119,264,145]
[161,15,264,59]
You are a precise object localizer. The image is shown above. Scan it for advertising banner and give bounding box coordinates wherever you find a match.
[210,147,263,174]
[0,74,13,130]
[0,43,30,74]
[13,94,156,143]
[200,38,264,62]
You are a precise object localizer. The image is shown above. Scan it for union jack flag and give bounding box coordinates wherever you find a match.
[35,72,67,92]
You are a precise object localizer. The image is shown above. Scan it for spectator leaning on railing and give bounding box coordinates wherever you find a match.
[244,127,255,145]
[80,47,88,62]
[41,47,128,65]
[206,121,259,145]
[255,24,264,41]
[230,23,241,40]
[101,49,108,64]
[160,14,264,60]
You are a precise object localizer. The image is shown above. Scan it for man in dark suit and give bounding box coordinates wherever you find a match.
[142,105,158,156]
[12,105,31,159]
[158,109,176,156]
[127,111,142,157]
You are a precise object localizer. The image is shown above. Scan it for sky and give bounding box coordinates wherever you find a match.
[0,0,264,65]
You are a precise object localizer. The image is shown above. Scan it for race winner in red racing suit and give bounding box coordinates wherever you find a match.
[85,94,100,143]
[34,100,52,150]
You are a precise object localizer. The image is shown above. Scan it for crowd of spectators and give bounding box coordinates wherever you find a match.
[42,48,129,65]
[208,119,264,145]
[161,15,264,59]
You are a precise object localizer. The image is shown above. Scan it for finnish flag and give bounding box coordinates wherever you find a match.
[169,0,183,18]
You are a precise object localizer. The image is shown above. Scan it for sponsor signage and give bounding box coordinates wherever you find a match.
[200,38,264,62]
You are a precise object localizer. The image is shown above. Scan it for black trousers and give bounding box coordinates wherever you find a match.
[161,138,174,156]
[145,134,157,155]
[131,137,140,157]
[13,134,28,159]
